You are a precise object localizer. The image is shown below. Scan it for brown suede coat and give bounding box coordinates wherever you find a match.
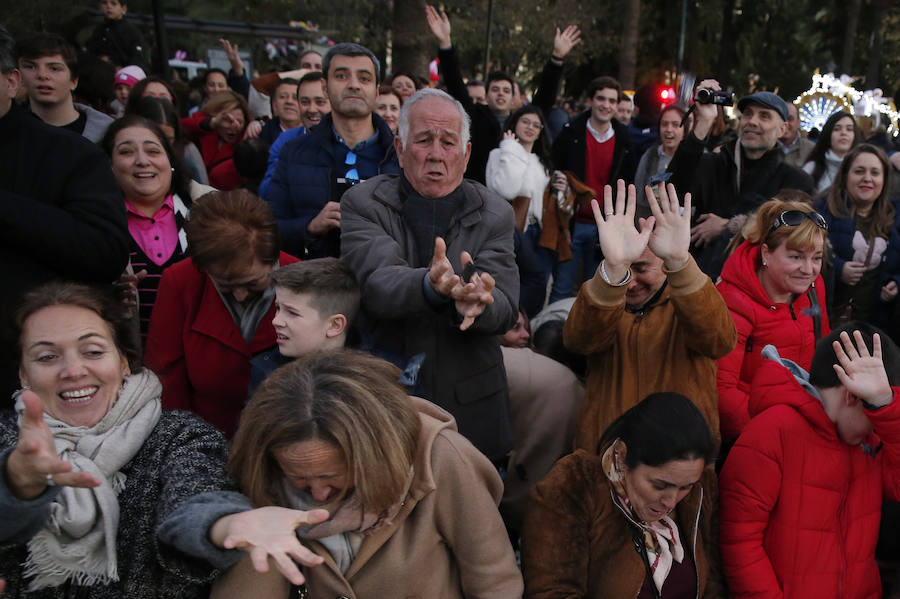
[521,450,724,599]
[564,257,736,451]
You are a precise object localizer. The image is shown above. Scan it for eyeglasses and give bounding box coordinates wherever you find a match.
[769,210,828,233]
[344,150,359,182]
[519,118,543,130]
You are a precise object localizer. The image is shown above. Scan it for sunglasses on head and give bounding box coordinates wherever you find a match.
[769,210,828,233]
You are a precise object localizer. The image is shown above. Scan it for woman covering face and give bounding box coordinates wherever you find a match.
[180,90,250,190]
[159,350,524,599]
[0,282,231,597]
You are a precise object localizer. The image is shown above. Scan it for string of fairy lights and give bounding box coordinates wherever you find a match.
[794,72,900,137]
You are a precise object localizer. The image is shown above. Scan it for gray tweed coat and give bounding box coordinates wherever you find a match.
[0,407,234,598]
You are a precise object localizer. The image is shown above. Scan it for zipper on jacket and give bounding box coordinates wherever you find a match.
[692,486,703,599]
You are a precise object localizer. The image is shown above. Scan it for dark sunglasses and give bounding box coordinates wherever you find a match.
[769,210,828,233]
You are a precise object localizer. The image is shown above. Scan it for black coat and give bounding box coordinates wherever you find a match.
[666,132,814,277]
[86,18,148,68]
[0,103,129,403]
[551,111,638,187]
[438,45,563,184]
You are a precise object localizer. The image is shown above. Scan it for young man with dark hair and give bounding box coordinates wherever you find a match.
[485,71,514,123]
[266,42,400,259]
[85,0,148,68]
[17,32,113,142]
[549,75,637,300]
[257,71,332,199]
[720,322,900,598]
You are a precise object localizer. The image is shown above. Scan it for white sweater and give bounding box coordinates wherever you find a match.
[485,139,550,228]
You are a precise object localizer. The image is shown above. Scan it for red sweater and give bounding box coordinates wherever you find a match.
[145,252,299,436]
[720,358,900,599]
[576,129,615,222]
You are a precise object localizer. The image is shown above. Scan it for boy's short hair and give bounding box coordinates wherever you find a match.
[17,32,77,80]
[270,258,360,325]
[809,321,900,389]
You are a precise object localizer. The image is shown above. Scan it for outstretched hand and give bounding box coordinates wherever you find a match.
[450,252,495,331]
[552,25,581,59]
[5,391,100,500]
[425,5,452,49]
[211,507,331,586]
[645,183,691,269]
[832,330,893,408]
[592,180,654,280]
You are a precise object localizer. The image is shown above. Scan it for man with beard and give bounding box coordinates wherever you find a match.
[668,80,813,278]
[266,43,400,258]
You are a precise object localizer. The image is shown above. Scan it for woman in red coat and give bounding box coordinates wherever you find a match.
[145,189,298,436]
[180,90,249,191]
[716,197,830,443]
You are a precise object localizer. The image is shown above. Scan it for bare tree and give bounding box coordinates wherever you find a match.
[618,0,641,89]
[841,0,862,75]
[392,0,430,79]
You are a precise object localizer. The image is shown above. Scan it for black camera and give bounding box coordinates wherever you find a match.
[696,88,735,106]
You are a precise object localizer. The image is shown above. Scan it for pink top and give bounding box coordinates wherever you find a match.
[126,195,178,266]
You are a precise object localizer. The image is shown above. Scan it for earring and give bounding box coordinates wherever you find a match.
[762,261,767,268]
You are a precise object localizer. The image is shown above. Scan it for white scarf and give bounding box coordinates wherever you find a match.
[14,369,162,590]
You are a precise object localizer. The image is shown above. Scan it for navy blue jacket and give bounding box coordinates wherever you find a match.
[266,112,400,257]
[815,196,900,308]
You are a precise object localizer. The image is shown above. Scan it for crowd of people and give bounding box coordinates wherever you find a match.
[2,1,900,597]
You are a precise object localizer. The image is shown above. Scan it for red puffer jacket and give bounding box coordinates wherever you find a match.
[716,240,830,442]
[720,355,900,599]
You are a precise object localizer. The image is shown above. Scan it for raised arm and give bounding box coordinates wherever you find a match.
[531,26,581,115]
[564,180,652,355]
[426,5,472,108]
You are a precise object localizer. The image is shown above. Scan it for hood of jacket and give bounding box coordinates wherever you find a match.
[748,345,839,440]
[719,240,771,306]
[407,396,458,501]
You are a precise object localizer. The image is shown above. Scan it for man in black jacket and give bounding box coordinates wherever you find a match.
[0,27,129,403]
[85,0,148,68]
[667,79,814,278]
[426,4,580,184]
[549,76,638,301]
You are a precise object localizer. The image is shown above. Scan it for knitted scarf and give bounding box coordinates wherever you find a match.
[14,370,162,590]
[601,440,684,595]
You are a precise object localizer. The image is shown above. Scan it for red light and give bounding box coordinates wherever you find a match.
[661,89,669,99]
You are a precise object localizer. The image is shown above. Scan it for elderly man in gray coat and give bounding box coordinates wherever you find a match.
[341,88,519,464]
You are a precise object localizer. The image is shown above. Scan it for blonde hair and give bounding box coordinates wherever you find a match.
[229,350,420,512]
[743,198,826,252]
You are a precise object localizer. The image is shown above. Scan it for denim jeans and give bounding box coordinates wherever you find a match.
[549,221,598,302]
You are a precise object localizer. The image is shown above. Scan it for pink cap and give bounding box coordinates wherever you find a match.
[114,65,147,88]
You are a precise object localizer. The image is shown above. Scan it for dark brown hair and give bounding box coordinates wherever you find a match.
[826,143,895,239]
[17,32,77,80]
[185,189,279,272]
[230,350,420,511]
[15,282,141,372]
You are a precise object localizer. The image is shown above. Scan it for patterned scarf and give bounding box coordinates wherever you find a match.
[601,440,684,594]
[13,370,162,590]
